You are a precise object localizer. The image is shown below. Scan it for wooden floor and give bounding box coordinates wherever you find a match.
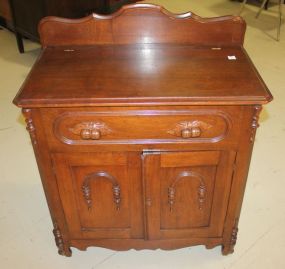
[0,0,284,268]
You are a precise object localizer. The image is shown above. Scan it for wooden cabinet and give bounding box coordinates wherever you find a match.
[13,4,272,257]
[0,0,12,30]
[0,0,12,21]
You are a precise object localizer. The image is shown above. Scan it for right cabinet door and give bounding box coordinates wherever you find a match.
[143,150,236,240]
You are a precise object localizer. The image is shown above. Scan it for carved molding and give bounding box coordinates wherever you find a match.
[168,170,206,211]
[168,187,175,211]
[250,105,262,143]
[52,222,72,256]
[70,121,112,140]
[167,120,212,138]
[53,223,65,256]
[82,171,121,210]
[112,185,121,209]
[198,184,206,210]
[230,219,239,247]
[22,109,37,145]
[222,218,239,255]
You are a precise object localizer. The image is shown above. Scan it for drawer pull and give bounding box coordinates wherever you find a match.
[181,127,201,138]
[81,129,101,140]
[168,120,211,139]
[70,121,112,140]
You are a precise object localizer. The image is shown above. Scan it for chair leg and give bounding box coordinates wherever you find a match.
[277,0,283,41]
[256,0,268,18]
[238,0,248,15]
[15,31,24,53]
[265,0,269,10]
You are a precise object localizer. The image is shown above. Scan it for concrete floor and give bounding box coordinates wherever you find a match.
[0,0,284,268]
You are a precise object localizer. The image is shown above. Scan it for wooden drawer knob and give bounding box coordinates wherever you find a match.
[70,121,111,141]
[191,127,201,137]
[181,127,201,138]
[80,129,101,140]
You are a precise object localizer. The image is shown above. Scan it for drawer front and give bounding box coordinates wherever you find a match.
[41,106,242,148]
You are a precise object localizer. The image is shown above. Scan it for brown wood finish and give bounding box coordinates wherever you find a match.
[0,0,11,21]
[13,45,272,107]
[143,151,235,240]
[13,4,272,257]
[0,0,13,32]
[38,9,246,47]
[52,152,143,239]
[42,106,239,147]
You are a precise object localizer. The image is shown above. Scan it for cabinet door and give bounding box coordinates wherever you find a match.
[143,151,235,240]
[52,152,143,239]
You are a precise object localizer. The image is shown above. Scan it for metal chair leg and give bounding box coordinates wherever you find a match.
[239,0,248,15]
[256,0,268,18]
[265,0,269,10]
[239,0,283,41]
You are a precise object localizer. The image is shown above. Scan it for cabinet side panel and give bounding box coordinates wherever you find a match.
[22,108,71,256]
[222,105,261,255]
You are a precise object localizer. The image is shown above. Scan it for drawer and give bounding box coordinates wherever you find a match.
[40,107,242,148]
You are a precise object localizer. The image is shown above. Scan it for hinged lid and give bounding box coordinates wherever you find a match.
[13,4,272,108]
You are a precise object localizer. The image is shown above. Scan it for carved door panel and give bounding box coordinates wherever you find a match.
[143,151,236,240]
[52,152,143,239]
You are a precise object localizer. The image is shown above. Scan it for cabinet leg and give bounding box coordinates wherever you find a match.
[52,224,72,257]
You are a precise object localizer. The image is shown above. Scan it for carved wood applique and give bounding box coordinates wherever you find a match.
[250,105,262,143]
[198,184,206,210]
[168,187,176,211]
[82,171,121,210]
[52,222,65,256]
[167,120,212,139]
[22,108,37,145]
[168,170,206,211]
[70,121,112,140]
[230,218,239,249]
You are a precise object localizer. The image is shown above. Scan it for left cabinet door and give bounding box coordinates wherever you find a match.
[52,152,143,239]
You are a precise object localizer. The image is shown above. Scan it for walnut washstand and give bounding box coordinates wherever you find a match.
[13,4,273,256]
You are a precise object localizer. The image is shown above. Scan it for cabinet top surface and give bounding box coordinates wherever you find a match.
[14,44,272,107]
[13,4,272,107]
